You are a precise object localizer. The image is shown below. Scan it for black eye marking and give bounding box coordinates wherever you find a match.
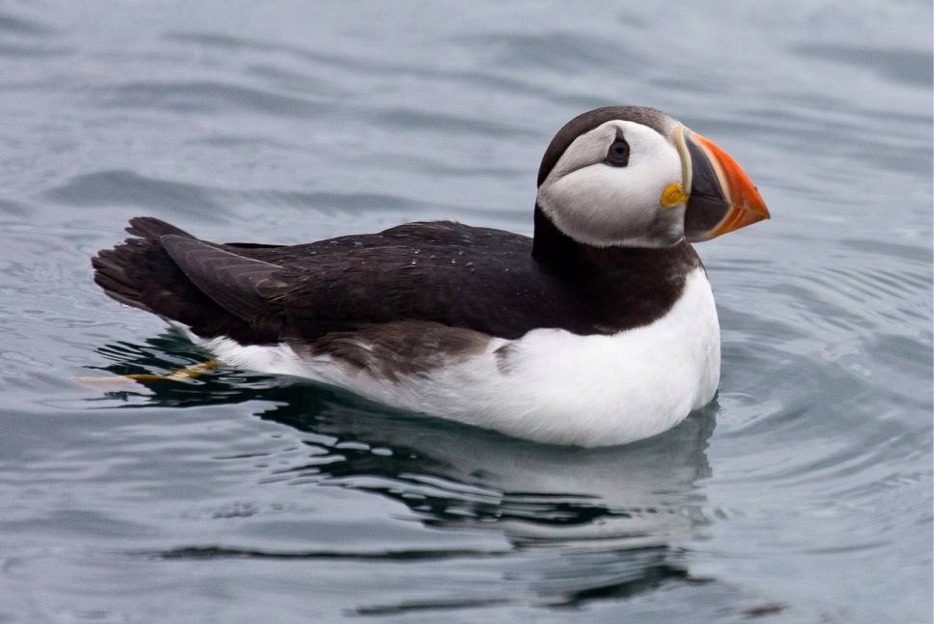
[605,130,630,167]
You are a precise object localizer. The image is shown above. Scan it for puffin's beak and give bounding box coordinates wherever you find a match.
[679,129,770,242]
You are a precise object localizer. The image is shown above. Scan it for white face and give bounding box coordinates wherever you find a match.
[536,120,686,248]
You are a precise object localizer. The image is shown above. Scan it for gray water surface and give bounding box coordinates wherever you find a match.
[0,2,932,623]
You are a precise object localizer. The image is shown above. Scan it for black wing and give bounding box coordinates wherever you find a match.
[93,217,584,344]
[268,230,580,341]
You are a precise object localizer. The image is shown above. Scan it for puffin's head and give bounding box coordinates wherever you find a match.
[535,106,769,249]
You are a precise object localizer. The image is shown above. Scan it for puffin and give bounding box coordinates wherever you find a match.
[92,106,769,448]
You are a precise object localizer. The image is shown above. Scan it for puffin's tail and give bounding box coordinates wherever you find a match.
[92,217,194,313]
[92,217,246,339]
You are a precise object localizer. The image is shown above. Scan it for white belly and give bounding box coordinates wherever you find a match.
[186,268,720,448]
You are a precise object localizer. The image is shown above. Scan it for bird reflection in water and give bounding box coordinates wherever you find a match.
[87,332,719,609]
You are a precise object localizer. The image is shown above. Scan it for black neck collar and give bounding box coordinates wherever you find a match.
[532,204,698,278]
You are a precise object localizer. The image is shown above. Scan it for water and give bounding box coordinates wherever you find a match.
[0,1,931,622]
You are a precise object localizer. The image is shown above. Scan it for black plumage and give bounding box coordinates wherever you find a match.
[92,216,700,349]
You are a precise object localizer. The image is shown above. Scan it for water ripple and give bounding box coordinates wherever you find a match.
[104,80,330,118]
[793,43,934,87]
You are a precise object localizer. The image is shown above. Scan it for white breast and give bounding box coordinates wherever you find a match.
[184,267,720,448]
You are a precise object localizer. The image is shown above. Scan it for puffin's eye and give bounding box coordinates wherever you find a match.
[605,134,630,167]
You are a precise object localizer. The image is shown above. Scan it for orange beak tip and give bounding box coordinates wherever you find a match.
[691,132,770,237]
